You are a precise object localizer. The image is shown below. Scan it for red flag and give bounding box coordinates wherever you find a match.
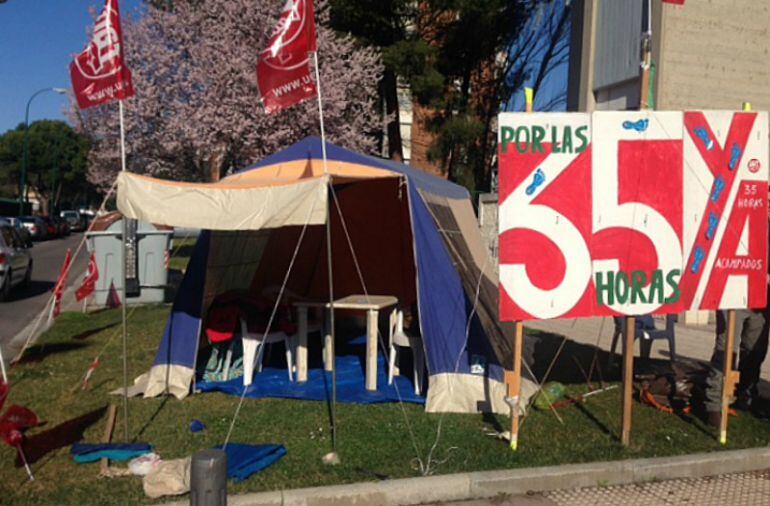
[75,253,99,302]
[662,0,685,4]
[70,0,135,109]
[52,249,72,318]
[256,0,317,114]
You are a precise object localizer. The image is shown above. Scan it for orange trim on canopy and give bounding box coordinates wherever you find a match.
[222,159,398,186]
[123,159,398,190]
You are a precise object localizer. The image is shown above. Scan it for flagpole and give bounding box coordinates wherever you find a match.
[313,51,337,457]
[119,99,129,441]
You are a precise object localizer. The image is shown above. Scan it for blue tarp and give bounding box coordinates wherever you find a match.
[197,353,424,405]
[71,443,152,463]
[214,443,286,482]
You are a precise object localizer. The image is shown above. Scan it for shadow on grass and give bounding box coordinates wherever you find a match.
[19,405,107,466]
[15,342,88,364]
[132,396,169,442]
[573,401,614,439]
[72,322,119,341]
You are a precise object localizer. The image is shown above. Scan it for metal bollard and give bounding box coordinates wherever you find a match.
[190,449,227,506]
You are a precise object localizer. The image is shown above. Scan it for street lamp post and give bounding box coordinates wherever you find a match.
[20,87,68,217]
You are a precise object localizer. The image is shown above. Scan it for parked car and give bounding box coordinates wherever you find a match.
[20,216,48,241]
[0,224,32,301]
[60,210,84,232]
[53,216,70,236]
[40,216,59,238]
[0,217,33,248]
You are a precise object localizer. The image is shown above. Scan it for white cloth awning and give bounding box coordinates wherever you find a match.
[117,172,328,230]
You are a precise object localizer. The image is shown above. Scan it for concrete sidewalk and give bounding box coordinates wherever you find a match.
[447,468,770,505]
[525,315,770,389]
[168,447,770,506]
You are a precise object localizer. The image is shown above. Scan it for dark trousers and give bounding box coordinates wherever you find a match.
[705,309,769,412]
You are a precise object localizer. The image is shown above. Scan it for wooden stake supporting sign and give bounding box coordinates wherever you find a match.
[506,321,524,451]
[720,309,740,444]
[621,316,636,446]
[505,87,534,452]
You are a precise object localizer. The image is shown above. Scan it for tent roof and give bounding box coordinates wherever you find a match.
[117,137,470,230]
[240,137,470,200]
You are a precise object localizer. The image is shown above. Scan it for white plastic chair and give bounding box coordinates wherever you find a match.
[388,309,425,395]
[240,318,296,386]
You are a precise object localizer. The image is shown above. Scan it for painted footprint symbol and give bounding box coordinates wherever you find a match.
[694,127,715,151]
[710,176,725,203]
[691,247,705,274]
[525,168,546,196]
[729,143,742,171]
[705,212,718,240]
[622,119,649,132]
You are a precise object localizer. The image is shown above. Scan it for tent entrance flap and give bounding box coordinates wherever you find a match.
[117,172,328,231]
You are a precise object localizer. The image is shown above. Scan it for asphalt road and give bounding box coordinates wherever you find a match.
[0,232,88,346]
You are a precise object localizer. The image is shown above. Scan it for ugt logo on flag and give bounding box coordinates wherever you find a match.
[70,0,134,109]
[256,0,317,114]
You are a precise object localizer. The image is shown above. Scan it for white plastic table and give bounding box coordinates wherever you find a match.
[294,295,398,391]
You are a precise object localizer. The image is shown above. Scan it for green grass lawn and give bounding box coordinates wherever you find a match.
[168,236,197,272]
[2,306,770,505]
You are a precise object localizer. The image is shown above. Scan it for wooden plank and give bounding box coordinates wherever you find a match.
[100,404,118,475]
[720,309,739,444]
[507,321,524,451]
[621,316,635,446]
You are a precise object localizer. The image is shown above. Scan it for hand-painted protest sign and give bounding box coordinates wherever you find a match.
[498,111,769,321]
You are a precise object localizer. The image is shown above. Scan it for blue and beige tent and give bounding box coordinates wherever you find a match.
[117,137,536,414]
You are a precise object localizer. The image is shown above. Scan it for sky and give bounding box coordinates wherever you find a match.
[504,0,570,113]
[0,0,144,134]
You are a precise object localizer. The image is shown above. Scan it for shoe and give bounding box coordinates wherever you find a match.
[706,411,721,429]
[732,396,752,412]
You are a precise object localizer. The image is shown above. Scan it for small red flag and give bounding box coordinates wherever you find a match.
[75,253,99,302]
[70,0,135,109]
[52,249,72,318]
[662,0,685,4]
[256,0,318,114]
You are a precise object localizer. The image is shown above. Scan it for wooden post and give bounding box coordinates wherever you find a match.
[621,316,635,446]
[507,321,524,451]
[720,309,739,444]
[505,86,534,451]
[100,404,118,475]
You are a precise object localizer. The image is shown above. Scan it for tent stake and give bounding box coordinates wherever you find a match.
[720,309,739,444]
[621,316,635,446]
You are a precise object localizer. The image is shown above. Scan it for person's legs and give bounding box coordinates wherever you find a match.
[704,310,747,417]
[705,311,728,415]
[736,310,769,408]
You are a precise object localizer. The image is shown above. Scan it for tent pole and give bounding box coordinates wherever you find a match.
[119,99,129,441]
[314,51,337,454]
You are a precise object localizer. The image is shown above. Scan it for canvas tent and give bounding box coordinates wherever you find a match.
[117,137,536,414]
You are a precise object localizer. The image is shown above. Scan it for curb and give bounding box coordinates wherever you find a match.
[164,447,770,505]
